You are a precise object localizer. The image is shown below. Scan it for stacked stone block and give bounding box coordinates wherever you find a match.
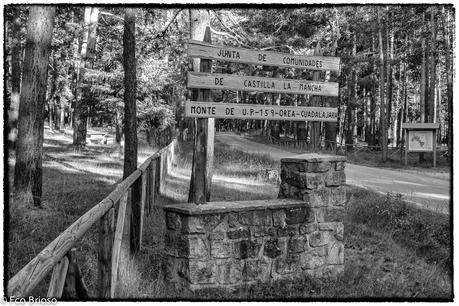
[163,153,346,292]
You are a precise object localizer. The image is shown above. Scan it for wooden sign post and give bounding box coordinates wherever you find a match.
[186,37,340,204]
[402,123,440,167]
[188,11,214,205]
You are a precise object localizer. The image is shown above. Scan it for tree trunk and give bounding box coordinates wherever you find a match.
[123,8,137,179]
[377,9,388,162]
[73,7,99,148]
[386,12,394,145]
[395,60,402,145]
[419,12,428,163]
[325,9,340,151]
[49,101,54,131]
[443,7,453,163]
[364,91,370,143]
[324,96,337,149]
[397,60,406,146]
[188,9,214,204]
[419,32,427,122]
[14,6,56,206]
[369,35,377,147]
[8,7,22,148]
[345,34,357,153]
[369,84,376,146]
[48,51,58,131]
[115,110,122,144]
[60,100,66,128]
[310,45,323,152]
[428,7,437,124]
[122,8,139,253]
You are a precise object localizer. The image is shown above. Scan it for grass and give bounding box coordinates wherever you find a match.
[120,140,452,300]
[6,127,160,297]
[6,128,452,300]
[123,185,452,300]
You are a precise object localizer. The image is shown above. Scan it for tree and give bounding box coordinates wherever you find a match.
[310,44,323,152]
[14,6,56,206]
[428,7,437,124]
[345,33,357,152]
[122,8,139,253]
[7,7,23,147]
[443,6,453,162]
[122,8,137,179]
[377,8,388,162]
[73,7,99,148]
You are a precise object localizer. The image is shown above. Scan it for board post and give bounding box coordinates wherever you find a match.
[188,19,214,204]
[404,129,408,166]
[433,129,437,168]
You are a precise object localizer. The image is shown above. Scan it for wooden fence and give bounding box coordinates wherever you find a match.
[7,139,177,299]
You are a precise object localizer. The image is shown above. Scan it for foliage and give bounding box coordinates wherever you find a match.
[5,5,454,148]
[347,189,451,272]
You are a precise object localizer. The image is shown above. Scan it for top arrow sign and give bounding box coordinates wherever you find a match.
[188,40,341,72]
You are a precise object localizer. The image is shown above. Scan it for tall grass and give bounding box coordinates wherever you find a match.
[347,189,451,273]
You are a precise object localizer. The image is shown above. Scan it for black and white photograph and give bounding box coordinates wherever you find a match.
[3,1,454,302]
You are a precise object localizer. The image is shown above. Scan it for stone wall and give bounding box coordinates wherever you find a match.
[163,153,346,292]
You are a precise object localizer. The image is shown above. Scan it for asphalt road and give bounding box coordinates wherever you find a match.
[215,132,451,214]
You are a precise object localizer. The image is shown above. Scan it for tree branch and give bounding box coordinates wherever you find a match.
[272,20,285,35]
[100,11,124,22]
[211,10,247,44]
[260,45,296,53]
[208,26,251,48]
[157,9,183,38]
[224,11,251,41]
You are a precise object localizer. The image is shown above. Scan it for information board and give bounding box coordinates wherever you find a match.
[188,40,341,72]
[408,130,434,152]
[185,101,338,122]
[187,72,339,97]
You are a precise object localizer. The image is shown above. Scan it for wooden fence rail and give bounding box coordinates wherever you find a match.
[7,139,177,299]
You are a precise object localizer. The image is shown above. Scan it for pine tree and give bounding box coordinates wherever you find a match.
[14,6,56,206]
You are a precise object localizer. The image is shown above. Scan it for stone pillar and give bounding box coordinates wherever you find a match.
[278,153,347,274]
[163,153,346,293]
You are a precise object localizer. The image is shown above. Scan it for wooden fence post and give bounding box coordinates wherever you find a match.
[139,171,147,247]
[110,192,128,298]
[123,189,132,258]
[62,248,88,299]
[98,205,114,298]
[145,165,151,215]
[159,152,164,194]
[47,257,69,298]
[155,156,161,194]
[130,177,142,253]
[150,160,157,212]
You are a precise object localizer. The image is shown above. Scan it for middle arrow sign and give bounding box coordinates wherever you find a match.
[187,72,339,97]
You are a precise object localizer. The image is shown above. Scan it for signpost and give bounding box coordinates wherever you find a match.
[402,123,439,167]
[186,38,340,204]
[188,40,341,72]
[185,101,338,122]
[187,72,339,97]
